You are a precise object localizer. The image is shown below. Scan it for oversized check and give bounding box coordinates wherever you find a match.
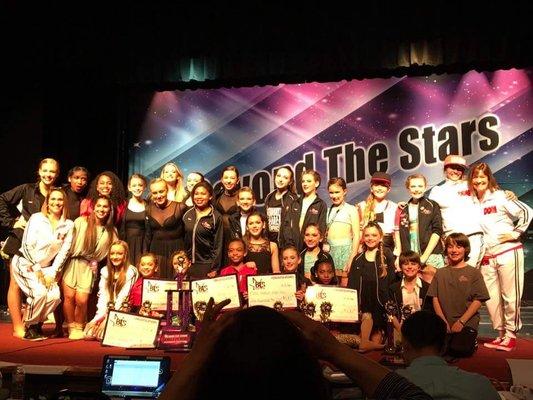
[191,275,241,318]
[246,274,297,309]
[304,285,358,323]
[141,279,179,311]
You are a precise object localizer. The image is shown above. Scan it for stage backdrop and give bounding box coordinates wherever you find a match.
[128,68,532,275]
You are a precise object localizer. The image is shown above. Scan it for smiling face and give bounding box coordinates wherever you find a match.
[237,191,255,213]
[69,170,88,193]
[227,240,246,265]
[186,172,203,192]
[363,225,382,250]
[150,180,168,206]
[109,244,127,267]
[138,255,157,278]
[282,248,301,272]
[275,167,292,191]
[38,161,59,187]
[316,262,335,285]
[407,177,426,200]
[445,165,465,182]
[246,214,265,238]
[222,170,238,191]
[162,164,178,184]
[446,242,466,265]
[303,225,322,249]
[328,183,346,206]
[94,198,111,222]
[471,170,489,196]
[301,173,319,196]
[370,183,390,201]
[401,260,420,280]
[193,186,212,209]
[128,176,146,199]
[47,190,65,217]
[97,174,113,196]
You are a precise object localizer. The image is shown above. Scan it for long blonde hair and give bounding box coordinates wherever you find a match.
[105,240,131,302]
[160,162,187,202]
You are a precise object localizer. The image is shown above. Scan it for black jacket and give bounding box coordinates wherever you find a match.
[397,197,444,256]
[281,195,327,251]
[389,278,434,318]
[264,190,297,244]
[183,206,223,272]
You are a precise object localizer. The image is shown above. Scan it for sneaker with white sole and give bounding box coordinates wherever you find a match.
[483,337,503,349]
[495,336,516,352]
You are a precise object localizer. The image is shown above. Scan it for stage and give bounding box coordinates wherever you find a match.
[0,320,532,398]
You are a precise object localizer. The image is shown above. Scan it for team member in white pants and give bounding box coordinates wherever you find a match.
[469,162,532,352]
[11,188,73,340]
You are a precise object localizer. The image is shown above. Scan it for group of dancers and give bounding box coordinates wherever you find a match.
[0,154,530,353]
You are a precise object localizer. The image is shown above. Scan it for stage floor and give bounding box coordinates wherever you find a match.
[0,321,532,389]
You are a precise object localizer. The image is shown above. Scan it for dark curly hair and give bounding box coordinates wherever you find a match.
[86,171,127,207]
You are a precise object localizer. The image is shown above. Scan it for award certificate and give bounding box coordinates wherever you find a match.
[102,311,161,348]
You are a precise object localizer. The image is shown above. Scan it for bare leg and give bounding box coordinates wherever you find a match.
[62,283,76,326]
[359,313,384,353]
[74,292,89,327]
[8,265,24,337]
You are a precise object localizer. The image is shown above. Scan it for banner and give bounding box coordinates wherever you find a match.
[129,68,533,275]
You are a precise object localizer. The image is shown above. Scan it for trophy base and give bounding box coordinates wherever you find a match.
[158,327,195,351]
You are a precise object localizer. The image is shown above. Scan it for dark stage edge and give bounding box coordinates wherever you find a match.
[1,322,532,392]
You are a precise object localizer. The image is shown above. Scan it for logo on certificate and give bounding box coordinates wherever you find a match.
[251,278,266,290]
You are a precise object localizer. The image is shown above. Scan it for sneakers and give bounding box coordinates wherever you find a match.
[483,337,503,349]
[484,336,516,351]
[495,336,516,352]
[23,325,47,341]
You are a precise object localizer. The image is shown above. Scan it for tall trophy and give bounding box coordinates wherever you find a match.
[383,300,398,355]
[158,257,194,351]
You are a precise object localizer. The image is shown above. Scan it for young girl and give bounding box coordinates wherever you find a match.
[64,166,89,220]
[264,166,298,244]
[62,196,117,340]
[469,163,533,351]
[80,171,127,226]
[0,157,60,337]
[214,166,241,261]
[220,238,257,300]
[357,172,400,256]
[10,187,73,340]
[396,174,444,280]
[184,172,204,208]
[281,169,327,252]
[326,177,360,286]
[244,212,280,274]
[183,181,223,279]
[281,246,310,302]
[310,256,339,286]
[83,240,138,340]
[120,173,147,266]
[348,222,395,352]
[129,252,158,313]
[160,162,187,202]
[300,224,328,280]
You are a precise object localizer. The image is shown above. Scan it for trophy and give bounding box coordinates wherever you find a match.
[158,257,194,351]
[384,300,398,355]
